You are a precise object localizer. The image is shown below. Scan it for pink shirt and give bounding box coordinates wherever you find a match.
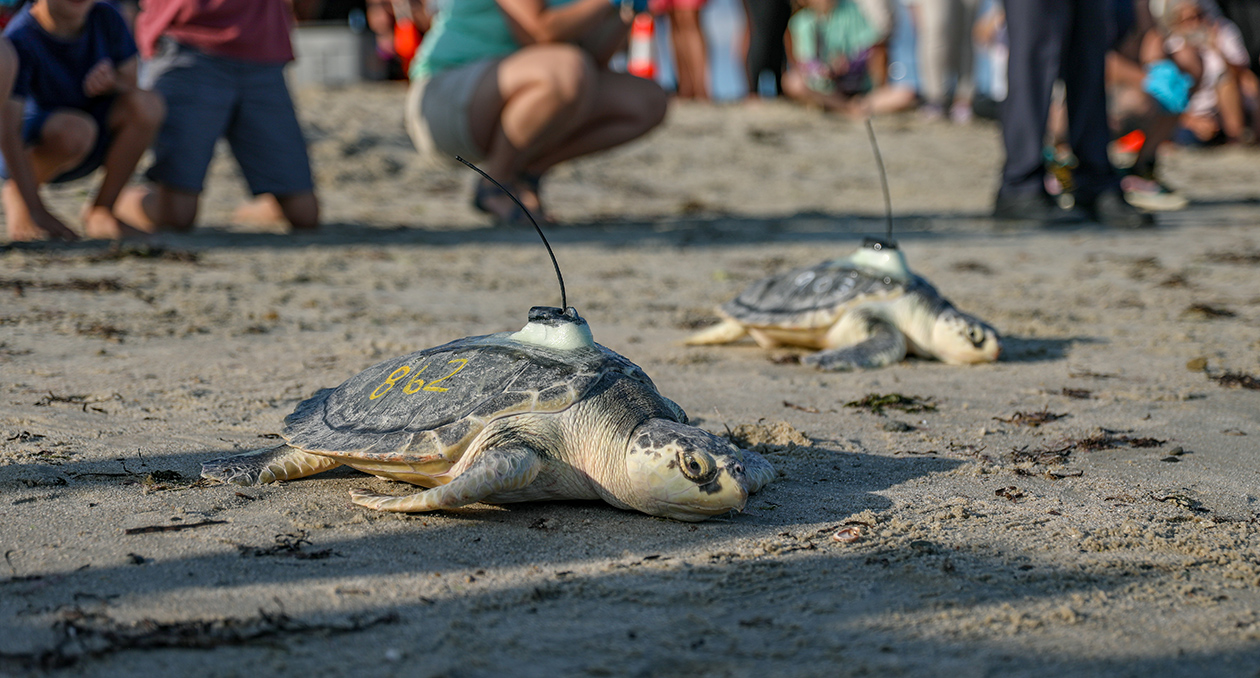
[136,0,294,63]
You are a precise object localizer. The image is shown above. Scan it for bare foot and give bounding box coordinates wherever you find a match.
[516,173,555,224]
[82,205,148,240]
[232,194,286,225]
[515,186,554,224]
[3,181,79,241]
[472,179,528,225]
[114,185,159,232]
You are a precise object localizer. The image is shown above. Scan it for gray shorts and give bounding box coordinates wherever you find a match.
[405,58,496,165]
[142,39,314,196]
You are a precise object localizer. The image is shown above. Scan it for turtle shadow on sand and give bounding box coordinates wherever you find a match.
[729,447,964,528]
[6,481,1224,677]
[997,335,1098,363]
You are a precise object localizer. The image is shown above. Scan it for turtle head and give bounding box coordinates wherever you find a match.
[930,308,1002,364]
[622,419,768,522]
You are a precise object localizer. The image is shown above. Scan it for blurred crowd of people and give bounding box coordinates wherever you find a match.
[728,0,1260,218]
[2,0,1257,241]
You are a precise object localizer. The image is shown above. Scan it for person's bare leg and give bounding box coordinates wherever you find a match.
[5,111,94,241]
[275,191,319,232]
[1135,110,1177,172]
[1216,71,1245,142]
[861,85,919,115]
[670,9,710,100]
[83,89,165,239]
[521,70,668,173]
[232,194,286,225]
[465,45,599,220]
[3,180,44,241]
[781,68,859,113]
[113,183,199,233]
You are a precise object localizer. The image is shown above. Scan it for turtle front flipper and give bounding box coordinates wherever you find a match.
[350,446,541,513]
[201,445,342,486]
[804,310,907,371]
[684,319,748,346]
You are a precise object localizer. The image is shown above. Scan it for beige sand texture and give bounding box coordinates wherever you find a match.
[2,86,1260,676]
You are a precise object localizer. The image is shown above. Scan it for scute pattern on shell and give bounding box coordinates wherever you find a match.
[283,332,655,462]
[723,260,932,328]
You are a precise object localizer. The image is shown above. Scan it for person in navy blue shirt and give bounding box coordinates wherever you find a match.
[0,0,164,241]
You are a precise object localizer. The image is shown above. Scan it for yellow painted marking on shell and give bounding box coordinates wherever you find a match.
[846,246,911,280]
[422,359,468,392]
[401,364,431,394]
[370,365,412,400]
[510,318,595,351]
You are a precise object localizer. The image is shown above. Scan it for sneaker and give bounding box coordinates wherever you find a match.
[1120,174,1188,211]
[993,190,1084,225]
[1079,189,1155,228]
[919,102,945,121]
[950,102,973,124]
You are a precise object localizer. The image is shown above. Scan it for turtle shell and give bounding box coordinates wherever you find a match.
[723,260,938,329]
[283,332,657,465]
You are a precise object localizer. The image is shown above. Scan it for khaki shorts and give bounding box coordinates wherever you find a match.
[405,58,497,165]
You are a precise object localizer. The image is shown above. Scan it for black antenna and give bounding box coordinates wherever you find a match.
[864,118,894,242]
[456,156,567,310]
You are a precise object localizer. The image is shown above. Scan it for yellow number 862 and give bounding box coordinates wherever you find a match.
[368,359,469,400]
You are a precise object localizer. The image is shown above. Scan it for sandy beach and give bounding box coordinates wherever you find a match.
[2,83,1260,676]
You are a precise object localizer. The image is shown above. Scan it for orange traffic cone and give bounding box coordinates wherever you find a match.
[627,13,655,80]
[392,0,422,76]
[395,18,420,73]
[1115,129,1146,154]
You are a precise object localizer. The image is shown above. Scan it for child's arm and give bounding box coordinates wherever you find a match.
[83,52,140,98]
[0,42,77,241]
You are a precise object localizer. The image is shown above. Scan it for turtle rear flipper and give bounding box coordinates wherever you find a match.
[350,446,541,512]
[804,311,907,371]
[202,445,342,486]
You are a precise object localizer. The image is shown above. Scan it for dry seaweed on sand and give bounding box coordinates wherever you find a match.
[1201,249,1260,265]
[995,486,1025,502]
[76,322,127,342]
[782,400,821,413]
[238,532,335,560]
[34,392,120,414]
[123,520,227,535]
[994,409,1069,427]
[1070,430,1165,451]
[85,243,200,263]
[1212,371,1260,390]
[1181,303,1236,320]
[0,607,397,671]
[951,260,995,275]
[844,393,937,415]
[1008,443,1074,466]
[0,277,127,293]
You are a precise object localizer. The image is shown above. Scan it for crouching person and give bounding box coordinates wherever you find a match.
[0,0,164,241]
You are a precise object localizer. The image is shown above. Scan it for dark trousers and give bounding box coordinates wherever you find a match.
[1000,0,1118,200]
[744,0,791,94]
[1218,0,1260,78]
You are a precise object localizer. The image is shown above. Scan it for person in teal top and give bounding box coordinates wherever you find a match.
[780,0,915,116]
[404,0,666,224]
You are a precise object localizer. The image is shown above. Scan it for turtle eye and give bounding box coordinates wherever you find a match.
[967,325,987,347]
[677,450,717,484]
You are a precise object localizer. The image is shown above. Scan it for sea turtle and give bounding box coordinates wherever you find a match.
[202,306,775,522]
[686,240,1002,370]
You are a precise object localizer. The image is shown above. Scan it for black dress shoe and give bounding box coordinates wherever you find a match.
[993,191,1083,225]
[1078,189,1155,228]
